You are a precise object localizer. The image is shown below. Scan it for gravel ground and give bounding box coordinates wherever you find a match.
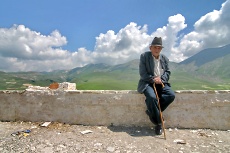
[0,121,230,153]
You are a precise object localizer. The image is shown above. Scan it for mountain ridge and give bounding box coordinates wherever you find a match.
[179,44,230,66]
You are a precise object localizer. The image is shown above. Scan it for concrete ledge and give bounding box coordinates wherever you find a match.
[0,90,230,130]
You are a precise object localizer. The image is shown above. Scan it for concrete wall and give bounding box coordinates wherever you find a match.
[0,89,230,130]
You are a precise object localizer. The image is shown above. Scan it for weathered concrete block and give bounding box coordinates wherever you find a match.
[58,82,76,90]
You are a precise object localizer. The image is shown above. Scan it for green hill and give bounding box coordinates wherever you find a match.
[67,60,139,90]
[0,71,32,90]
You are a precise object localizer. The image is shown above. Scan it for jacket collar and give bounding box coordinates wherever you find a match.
[148,53,164,74]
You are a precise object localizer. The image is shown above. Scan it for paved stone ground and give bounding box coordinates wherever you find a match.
[0,121,230,153]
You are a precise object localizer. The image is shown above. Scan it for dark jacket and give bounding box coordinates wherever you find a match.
[137,51,171,93]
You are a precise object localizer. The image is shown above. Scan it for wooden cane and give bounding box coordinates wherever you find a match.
[153,82,166,140]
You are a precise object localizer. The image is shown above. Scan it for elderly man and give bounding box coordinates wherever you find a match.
[137,37,175,135]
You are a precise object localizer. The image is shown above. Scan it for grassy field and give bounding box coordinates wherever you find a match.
[72,71,139,90]
[1,70,229,90]
[170,71,230,90]
[71,70,230,90]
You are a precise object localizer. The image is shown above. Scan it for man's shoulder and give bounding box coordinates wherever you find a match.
[141,51,151,56]
[160,54,167,58]
[160,54,169,62]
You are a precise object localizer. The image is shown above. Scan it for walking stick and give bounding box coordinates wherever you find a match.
[153,82,166,140]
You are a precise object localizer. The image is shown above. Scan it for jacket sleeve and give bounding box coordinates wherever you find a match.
[139,53,154,83]
[161,55,171,83]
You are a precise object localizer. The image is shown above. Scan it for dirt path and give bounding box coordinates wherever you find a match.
[0,121,229,153]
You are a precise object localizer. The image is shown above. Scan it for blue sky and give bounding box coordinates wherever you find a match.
[0,0,229,71]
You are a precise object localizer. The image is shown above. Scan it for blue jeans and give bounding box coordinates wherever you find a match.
[143,83,175,125]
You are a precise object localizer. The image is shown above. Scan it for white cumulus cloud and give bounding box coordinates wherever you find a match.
[93,22,151,65]
[0,25,73,71]
[174,0,230,60]
[152,14,187,62]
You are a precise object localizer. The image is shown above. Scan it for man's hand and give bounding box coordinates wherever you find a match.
[154,76,162,84]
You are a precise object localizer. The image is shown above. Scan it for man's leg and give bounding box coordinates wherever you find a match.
[153,84,175,135]
[159,84,175,112]
[143,85,161,125]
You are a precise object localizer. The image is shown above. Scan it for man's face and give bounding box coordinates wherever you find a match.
[150,46,162,58]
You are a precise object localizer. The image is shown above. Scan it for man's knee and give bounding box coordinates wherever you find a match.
[170,92,175,101]
[162,90,175,103]
[166,87,175,100]
[167,92,175,103]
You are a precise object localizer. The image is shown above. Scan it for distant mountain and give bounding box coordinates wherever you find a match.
[68,63,110,75]
[0,45,230,90]
[196,54,230,80]
[110,59,139,71]
[177,44,230,81]
[179,44,230,66]
[68,59,139,76]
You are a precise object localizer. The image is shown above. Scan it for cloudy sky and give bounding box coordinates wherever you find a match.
[0,0,229,72]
